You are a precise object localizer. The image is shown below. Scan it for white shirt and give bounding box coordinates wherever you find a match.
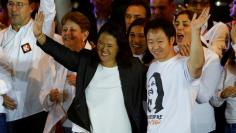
[0,0,56,121]
[147,55,199,133]
[191,48,222,133]
[73,64,132,133]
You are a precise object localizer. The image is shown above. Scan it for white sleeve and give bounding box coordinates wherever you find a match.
[0,48,12,95]
[38,0,56,37]
[196,52,223,103]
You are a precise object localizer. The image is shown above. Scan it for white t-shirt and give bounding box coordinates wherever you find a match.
[147,55,199,133]
[73,64,132,133]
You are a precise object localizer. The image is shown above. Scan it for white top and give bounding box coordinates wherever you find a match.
[73,64,132,133]
[0,47,13,113]
[147,55,199,133]
[0,0,56,121]
[210,68,236,124]
[191,48,222,133]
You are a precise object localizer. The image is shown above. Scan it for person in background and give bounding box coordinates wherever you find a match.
[174,9,222,133]
[40,11,92,133]
[0,48,13,133]
[124,0,150,32]
[127,18,153,65]
[149,0,176,21]
[0,0,56,132]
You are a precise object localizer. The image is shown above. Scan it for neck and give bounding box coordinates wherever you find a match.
[101,61,117,68]
[12,24,22,31]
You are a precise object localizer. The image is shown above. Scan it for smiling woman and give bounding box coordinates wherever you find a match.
[33,12,147,133]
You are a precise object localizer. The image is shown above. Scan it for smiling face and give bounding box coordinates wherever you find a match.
[174,14,192,47]
[147,28,175,62]
[61,20,88,52]
[128,25,147,55]
[97,32,119,67]
[147,75,158,111]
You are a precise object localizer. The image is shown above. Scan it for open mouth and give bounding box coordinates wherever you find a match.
[176,33,184,43]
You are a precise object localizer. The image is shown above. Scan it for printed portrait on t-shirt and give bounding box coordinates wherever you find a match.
[147,72,164,113]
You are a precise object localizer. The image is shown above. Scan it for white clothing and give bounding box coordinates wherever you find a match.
[85,64,132,133]
[0,47,13,113]
[203,22,229,58]
[43,36,93,133]
[147,55,199,133]
[0,0,56,121]
[210,69,236,124]
[82,64,132,133]
[191,48,222,133]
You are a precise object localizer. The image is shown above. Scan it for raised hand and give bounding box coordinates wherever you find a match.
[191,7,210,31]
[33,11,44,38]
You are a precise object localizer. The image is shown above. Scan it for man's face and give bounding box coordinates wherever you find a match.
[7,0,33,26]
[150,0,175,21]
[125,5,146,31]
[147,28,175,62]
[230,0,236,19]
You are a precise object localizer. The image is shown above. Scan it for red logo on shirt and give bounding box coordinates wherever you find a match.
[21,43,32,53]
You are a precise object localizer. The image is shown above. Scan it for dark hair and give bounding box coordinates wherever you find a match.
[144,18,176,40]
[61,12,91,33]
[125,0,151,19]
[147,72,164,113]
[97,22,133,67]
[175,10,195,21]
[127,18,148,37]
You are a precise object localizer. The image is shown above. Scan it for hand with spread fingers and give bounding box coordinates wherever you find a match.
[33,11,46,44]
[191,7,210,31]
[220,86,236,99]
[2,94,17,110]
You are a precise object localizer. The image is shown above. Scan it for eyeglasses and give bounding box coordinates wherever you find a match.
[7,1,28,9]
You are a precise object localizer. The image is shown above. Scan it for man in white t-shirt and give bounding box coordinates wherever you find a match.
[144,8,210,133]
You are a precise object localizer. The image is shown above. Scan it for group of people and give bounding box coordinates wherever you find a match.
[0,0,235,133]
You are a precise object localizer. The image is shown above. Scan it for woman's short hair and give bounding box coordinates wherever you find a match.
[61,11,91,33]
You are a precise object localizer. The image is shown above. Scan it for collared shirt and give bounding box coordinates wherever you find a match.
[0,0,56,121]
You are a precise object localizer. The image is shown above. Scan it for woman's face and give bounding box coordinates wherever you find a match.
[128,25,147,55]
[147,76,158,111]
[175,14,192,47]
[62,20,87,52]
[97,32,119,67]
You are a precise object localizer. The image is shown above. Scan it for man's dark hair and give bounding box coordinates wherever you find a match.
[125,0,151,19]
[144,18,176,40]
